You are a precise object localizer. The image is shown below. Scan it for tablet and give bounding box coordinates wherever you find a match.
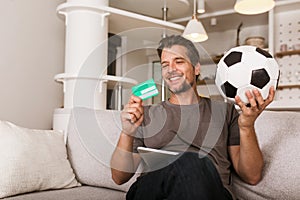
[137,147,180,170]
[137,147,179,155]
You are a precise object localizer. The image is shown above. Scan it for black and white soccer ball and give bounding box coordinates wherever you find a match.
[215,45,279,103]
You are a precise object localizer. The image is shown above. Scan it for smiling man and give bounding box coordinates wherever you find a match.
[110,35,275,200]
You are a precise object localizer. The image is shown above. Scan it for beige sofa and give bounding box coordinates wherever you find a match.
[1,107,299,200]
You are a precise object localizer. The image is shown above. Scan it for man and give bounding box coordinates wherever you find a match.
[111,35,275,200]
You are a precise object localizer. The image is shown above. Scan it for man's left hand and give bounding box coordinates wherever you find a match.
[235,86,275,129]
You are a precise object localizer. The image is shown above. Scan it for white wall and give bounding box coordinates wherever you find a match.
[0,0,65,129]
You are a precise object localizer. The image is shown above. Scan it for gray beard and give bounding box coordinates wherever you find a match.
[168,81,193,94]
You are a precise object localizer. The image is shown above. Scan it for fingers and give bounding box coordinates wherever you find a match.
[122,95,144,124]
[235,92,258,112]
[129,95,143,105]
[234,95,245,109]
[235,87,275,112]
[123,104,143,123]
[264,86,275,106]
[246,89,261,111]
[236,87,275,128]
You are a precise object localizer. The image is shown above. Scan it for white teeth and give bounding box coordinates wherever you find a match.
[169,77,180,81]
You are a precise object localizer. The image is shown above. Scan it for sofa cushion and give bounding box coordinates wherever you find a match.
[232,110,300,199]
[0,121,80,199]
[3,186,125,200]
[67,107,140,192]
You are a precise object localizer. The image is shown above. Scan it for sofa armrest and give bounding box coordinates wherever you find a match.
[232,111,300,199]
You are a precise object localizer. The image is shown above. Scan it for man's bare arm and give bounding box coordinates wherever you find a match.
[110,95,144,185]
[229,87,275,185]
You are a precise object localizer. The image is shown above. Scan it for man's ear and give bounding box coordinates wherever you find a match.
[194,63,201,75]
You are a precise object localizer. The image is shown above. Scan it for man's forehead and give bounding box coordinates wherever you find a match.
[162,45,188,58]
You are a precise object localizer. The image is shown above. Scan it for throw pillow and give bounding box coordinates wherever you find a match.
[0,121,81,198]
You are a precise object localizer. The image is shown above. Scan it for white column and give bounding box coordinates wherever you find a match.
[53,0,108,136]
[58,0,109,109]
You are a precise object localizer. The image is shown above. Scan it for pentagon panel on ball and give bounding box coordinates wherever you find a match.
[215,45,279,104]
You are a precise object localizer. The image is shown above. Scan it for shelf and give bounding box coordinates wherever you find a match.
[275,50,300,58]
[54,73,138,89]
[277,84,300,90]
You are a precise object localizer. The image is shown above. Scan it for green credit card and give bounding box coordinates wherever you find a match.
[132,79,159,100]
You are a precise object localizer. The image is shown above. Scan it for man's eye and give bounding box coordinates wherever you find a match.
[162,65,168,68]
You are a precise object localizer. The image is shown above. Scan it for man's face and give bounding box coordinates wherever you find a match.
[160,45,199,94]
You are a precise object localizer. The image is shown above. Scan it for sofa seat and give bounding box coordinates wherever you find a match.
[3,186,126,200]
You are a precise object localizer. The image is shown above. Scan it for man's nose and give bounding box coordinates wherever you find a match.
[168,62,177,72]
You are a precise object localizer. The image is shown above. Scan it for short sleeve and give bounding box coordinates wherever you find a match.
[227,104,240,146]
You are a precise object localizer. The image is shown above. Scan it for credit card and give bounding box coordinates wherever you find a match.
[132,79,159,100]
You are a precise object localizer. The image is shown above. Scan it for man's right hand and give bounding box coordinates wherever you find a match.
[121,95,144,136]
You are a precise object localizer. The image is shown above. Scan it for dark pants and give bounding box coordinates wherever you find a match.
[127,152,233,200]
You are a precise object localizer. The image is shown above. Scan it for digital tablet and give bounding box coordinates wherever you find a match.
[137,147,180,170]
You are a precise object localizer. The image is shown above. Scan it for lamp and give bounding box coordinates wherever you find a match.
[161,0,168,38]
[234,0,275,15]
[197,0,205,14]
[182,0,208,42]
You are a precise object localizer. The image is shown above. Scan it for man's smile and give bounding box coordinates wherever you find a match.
[166,73,183,82]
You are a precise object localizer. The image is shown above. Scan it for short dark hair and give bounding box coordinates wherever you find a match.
[157,35,200,68]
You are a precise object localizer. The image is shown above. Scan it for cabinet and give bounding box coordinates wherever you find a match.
[268,0,300,110]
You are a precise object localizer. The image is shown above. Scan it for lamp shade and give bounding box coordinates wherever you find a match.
[182,18,208,42]
[197,0,205,14]
[234,0,275,15]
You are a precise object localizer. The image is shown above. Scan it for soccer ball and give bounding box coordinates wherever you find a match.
[215,45,279,103]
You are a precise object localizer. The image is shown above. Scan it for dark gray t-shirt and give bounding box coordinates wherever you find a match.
[133,97,240,194]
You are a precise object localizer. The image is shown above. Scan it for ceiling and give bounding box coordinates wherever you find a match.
[108,0,269,33]
[109,0,235,20]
